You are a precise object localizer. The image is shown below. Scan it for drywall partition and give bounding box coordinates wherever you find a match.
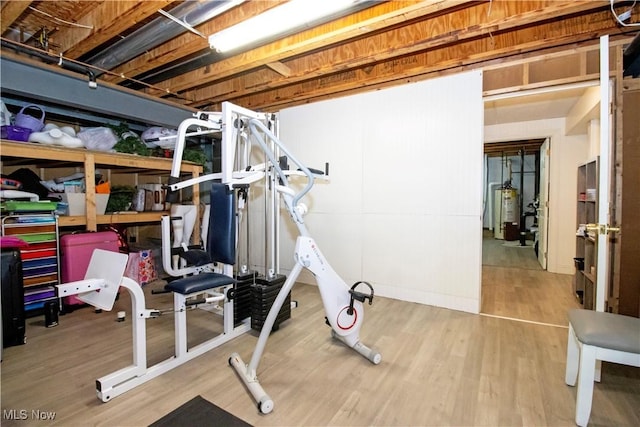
[277,71,484,314]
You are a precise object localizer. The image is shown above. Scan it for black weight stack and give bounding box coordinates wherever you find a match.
[250,274,291,332]
[233,270,256,326]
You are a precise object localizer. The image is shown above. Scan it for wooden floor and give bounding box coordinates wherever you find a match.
[2,241,639,426]
[481,232,582,326]
[482,231,542,271]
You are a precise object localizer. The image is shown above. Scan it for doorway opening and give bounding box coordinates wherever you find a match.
[479,83,596,325]
[482,139,545,271]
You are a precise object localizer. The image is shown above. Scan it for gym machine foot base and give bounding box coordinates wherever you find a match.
[229,352,274,414]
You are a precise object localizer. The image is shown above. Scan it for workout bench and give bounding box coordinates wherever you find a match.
[565,308,640,426]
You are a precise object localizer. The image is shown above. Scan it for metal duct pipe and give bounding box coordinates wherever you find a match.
[85,0,243,74]
[519,149,526,246]
[1,39,96,85]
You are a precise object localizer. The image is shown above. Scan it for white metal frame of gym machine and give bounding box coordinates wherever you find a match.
[53,105,259,403]
[54,245,251,403]
[168,101,381,414]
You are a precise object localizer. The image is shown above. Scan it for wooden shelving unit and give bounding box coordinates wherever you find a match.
[574,159,598,309]
[0,140,202,230]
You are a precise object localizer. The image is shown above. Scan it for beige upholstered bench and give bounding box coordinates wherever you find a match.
[565,309,640,426]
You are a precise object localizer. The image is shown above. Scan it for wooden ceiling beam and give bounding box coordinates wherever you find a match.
[182,1,613,108]
[207,9,630,111]
[3,0,632,117]
[57,1,175,58]
[140,0,477,96]
[484,139,545,156]
[266,61,292,77]
[168,0,606,100]
[0,0,34,35]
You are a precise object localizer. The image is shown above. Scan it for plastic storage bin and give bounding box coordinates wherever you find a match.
[60,193,109,216]
[1,126,31,142]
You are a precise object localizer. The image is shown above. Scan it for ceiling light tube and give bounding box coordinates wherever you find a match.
[208,0,360,53]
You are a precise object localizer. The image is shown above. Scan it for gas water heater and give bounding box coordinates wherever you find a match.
[494,188,519,240]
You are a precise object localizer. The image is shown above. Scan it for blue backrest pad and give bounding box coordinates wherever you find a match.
[208,182,236,265]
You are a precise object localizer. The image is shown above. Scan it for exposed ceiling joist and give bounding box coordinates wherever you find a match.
[99,1,282,85]
[59,1,174,58]
[1,0,638,115]
[182,1,620,110]
[266,61,292,77]
[141,0,476,98]
[0,1,32,35]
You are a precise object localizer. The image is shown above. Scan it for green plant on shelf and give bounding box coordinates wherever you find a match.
[108,122,150,156]
[183,148,208,172]
[106,185,136,212]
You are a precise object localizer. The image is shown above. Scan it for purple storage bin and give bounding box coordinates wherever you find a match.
[1,125,32,142]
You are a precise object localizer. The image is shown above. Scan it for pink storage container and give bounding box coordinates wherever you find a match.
[59,231,121,309]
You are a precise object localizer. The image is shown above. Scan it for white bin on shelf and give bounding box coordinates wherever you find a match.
[61,193,109,216]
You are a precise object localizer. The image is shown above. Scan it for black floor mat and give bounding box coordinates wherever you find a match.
[149,395,252,427]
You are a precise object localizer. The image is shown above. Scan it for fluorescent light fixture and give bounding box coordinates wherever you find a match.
[208,0,359,53]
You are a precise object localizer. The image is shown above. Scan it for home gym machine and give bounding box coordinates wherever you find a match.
[55,101,380,408]
[167,101,381,414]
[53,107,258,403]
[55,178,254,403]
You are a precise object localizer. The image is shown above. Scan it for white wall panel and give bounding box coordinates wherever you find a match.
[276,97,364,215]
[362,214,481,303]
[359,81,483,217]
[278,70,484,313]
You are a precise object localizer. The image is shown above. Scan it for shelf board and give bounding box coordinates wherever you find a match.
[2,140,201,231]
[98,212,166,224]
[0,140,202,174]
[58,212,167,226]
[583,270,596,283]
[56,216,87,227]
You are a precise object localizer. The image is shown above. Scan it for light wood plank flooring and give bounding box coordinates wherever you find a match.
[481,231,582,326]
[2,278,639,426]
[482,230,542,271]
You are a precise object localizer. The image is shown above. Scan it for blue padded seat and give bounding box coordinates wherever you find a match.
[208,182,236,265]
[166,273,235,295]
[165,182,238,296]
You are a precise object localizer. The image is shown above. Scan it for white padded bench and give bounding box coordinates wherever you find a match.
[565,309,640,426]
